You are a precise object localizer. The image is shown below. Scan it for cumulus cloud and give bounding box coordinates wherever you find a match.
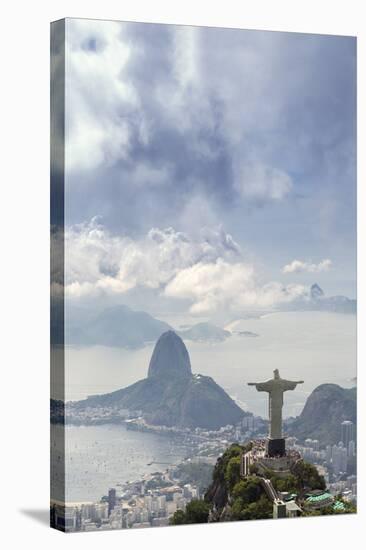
[282,258,332,274]
[165,260,305,314]
[62,219,307,313]
[64,219,240,298]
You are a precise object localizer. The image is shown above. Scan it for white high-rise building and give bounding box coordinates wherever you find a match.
[144,495,153,512]
[326,445,332,463]
[157,495,166,510]
[341,421,355,448]
[332,443,348,475]
[191,487,199,499]
[348,440,356,457]
[173,492,182,502]
[151,499,159,513]
[183,484,193,499]
[92,503,108,521]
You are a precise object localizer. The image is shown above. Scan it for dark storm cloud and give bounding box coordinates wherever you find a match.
[64,19,356,297]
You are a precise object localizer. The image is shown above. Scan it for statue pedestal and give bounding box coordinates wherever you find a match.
[266,438,286,457]
[240,440,302,480]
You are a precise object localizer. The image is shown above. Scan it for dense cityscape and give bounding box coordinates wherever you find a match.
[51,414,356,531]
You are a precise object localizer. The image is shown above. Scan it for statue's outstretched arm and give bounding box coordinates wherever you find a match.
[248,382,272,392]
[283,380,304,391]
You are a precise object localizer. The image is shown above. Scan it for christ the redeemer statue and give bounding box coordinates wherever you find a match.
[248,369,303,457]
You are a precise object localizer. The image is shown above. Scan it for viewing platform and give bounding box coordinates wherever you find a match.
[240,439,302,478]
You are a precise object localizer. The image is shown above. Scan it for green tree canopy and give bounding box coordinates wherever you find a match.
[170,499,211,525]
[232,477,262,504]
[291,460,326,491]
[225,456,241,489]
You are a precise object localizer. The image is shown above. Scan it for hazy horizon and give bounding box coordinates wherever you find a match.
[63,310,356,419]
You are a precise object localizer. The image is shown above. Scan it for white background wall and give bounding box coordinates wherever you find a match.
[1,1,364,549]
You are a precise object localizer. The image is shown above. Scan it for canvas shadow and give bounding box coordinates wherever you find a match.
[20,509,49,527]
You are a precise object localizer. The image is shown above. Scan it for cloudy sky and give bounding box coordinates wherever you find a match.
[62,18,356,318]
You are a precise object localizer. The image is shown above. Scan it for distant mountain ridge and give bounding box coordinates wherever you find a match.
[284,283,356,315]
[66,304,172,349]
[178,322,231,343]
[72,331,246,430]
[287,383,356,445]
[65,305,233,349]
[310,283,324,300]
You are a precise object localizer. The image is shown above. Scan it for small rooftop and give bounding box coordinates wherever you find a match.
[305,492,333,503]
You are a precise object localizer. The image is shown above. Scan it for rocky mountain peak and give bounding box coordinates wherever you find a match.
[310,283,325,300]
[288,383,356,445]
[72,330,245,430]
[147,330,192,379]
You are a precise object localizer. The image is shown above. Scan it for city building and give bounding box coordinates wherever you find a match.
[303,490,334,510]
[348,439,356,457]
[341,420,355,448]
[108,488,117,516]
[331,443,348,476]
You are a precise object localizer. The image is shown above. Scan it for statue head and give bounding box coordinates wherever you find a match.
[273,369,280,379]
